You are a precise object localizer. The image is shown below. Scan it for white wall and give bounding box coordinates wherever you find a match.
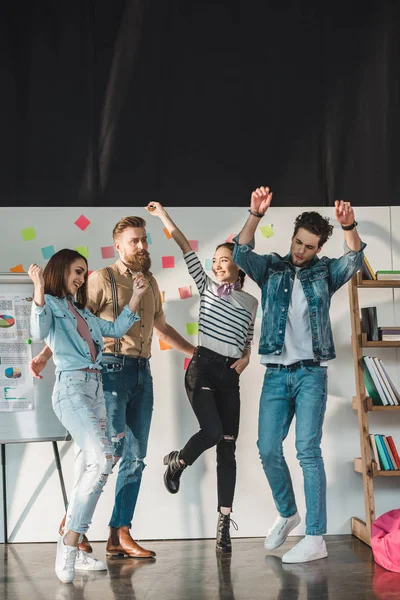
[0,205,399,542]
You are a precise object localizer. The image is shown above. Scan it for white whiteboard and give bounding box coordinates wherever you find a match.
[0,274,68,443]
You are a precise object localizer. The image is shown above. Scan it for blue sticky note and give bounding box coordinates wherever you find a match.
[205,258,213,271]
[41,245,55,259]
[257,306,263,319]
[146,232,152,244]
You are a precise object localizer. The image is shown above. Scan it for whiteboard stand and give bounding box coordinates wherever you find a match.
[1,436,70,544]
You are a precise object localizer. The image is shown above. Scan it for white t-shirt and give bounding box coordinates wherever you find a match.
[261,267,327,366]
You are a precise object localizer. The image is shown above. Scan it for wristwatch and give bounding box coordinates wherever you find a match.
[341,220,358,231]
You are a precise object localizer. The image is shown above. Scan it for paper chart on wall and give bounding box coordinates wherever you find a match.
[0,293,33,412]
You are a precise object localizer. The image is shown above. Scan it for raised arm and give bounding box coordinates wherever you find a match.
[145,202,192,254]
[238,186,273,244]
[28,264,53,340]
[334,200,362,252]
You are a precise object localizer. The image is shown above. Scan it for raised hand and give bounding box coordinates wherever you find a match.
[145,202,167,218]
[132,272,150,297]
[28,264,45,287]
[335,200,355,226]
[250,186,273,215]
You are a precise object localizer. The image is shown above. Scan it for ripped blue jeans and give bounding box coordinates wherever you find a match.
[53,371,113,535]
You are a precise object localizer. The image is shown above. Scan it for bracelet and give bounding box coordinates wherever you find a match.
[341,220,358,231]
[248,209,264,219]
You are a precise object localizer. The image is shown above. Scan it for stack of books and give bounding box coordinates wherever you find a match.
[369,434,400,471]
[376,270,400,280]
[378,326,400,341]
[363,356,400,405]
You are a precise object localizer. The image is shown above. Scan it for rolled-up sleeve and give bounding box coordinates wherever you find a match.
[30,302,53,340]
[328,240,367,294]
[95,305,140,338]
[232,235,271,287]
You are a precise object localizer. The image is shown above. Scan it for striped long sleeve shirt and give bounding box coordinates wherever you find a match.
[184,251,258,359]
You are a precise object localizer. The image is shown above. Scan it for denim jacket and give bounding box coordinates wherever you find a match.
[30,294,140,372]
[233,237,366,361]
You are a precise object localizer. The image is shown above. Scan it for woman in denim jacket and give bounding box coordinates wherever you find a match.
[29,249,147,584]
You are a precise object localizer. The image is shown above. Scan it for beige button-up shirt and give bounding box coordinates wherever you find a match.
[87,259,164,358]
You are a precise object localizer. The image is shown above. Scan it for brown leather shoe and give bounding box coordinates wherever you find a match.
[106,526,156,558]
[59,514,93,554]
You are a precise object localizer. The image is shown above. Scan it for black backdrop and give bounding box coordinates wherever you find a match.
[3,0,400,208]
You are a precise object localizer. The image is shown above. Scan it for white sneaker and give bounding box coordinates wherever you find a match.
[75,550,107,571]
[55,535,77,583]
[264,513,301,550]
[282,536,328,564]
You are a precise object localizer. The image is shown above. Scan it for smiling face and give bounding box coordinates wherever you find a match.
[64,258,87,296]
[290,227,322,267]
[212,245,240,284]
[114,226,151,272]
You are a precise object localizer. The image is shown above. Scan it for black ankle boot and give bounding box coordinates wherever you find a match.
[216,512,237,552]
[163,451,186,494]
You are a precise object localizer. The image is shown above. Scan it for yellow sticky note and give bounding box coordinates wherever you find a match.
[260,224,274,238]
[160,291,165,303]
[21,227,36,241]
[186,322,199,335]
[75,246,89,259]
[159,339,172,351]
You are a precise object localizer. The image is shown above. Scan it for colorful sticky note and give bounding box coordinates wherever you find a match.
[76,246,88,259]
[189,240,198,252]
[205,258,213,271]
[146,232,152,244]
[88,270,93,276]
[260,224,274,238]
[162,256,175,268]
[160,291,165,303]
[184,357,191,370]
[225,233,236,243]
[10,264,24,273]
[186,322,199,335]
[178,286,192,299]
[21,227,36,242]
[101,245,115,259]
[41,245,55,259]
[159,339,172,351]
[257,306,263,318]
[74,215,91,231]
[163,228,172,240]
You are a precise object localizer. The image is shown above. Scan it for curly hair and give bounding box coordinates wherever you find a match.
[293,212,334,247]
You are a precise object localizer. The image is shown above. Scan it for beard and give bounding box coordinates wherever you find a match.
[127,250,151,274]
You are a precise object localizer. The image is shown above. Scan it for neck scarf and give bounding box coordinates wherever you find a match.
[216,280,241,299]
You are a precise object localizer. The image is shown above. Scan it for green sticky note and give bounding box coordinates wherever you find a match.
[205,258,213,271]
[186,322,199,335]
[260,224,274,238]
[21,227,36,241]
[75,246,89,259]
[257,306,263,319]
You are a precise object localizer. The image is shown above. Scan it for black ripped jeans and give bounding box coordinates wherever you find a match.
[180,346,241,509]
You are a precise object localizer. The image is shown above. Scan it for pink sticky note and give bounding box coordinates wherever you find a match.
[225,233,236,243]
[162,256,175,268]
[189,240,198,252]
[75,215,91,231]
[184,358,191,370]
[178,286,192,299]
[101,245,115,259]
[88,270,93,276]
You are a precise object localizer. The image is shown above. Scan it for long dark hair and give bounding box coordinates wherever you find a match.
[43,249,88,309]
[215,242,246,288]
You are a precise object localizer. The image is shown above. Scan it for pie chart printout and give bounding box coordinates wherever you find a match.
[0,315,15,328]
[5,367,22,379]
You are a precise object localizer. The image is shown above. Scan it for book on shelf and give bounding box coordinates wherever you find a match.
[362,356,400,406]
[369,434,381,470]
[379,327,400,341]
[362,256,376,280]
[375,434,392,469]
[383,436,397,469]
[361,307,379,341]
[387,436,400,469]
[376,270,400,280]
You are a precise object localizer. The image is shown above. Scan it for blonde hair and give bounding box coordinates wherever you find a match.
[112,216,147,240]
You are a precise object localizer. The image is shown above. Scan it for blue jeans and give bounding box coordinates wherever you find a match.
[257,365,328,535]
[101,355,154,529]
[54,371,113,535]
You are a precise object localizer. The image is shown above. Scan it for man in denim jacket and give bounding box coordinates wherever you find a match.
[233,186,365,564]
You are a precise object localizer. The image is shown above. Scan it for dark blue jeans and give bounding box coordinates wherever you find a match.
[101,354,154,529]
[258,364,328,535]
